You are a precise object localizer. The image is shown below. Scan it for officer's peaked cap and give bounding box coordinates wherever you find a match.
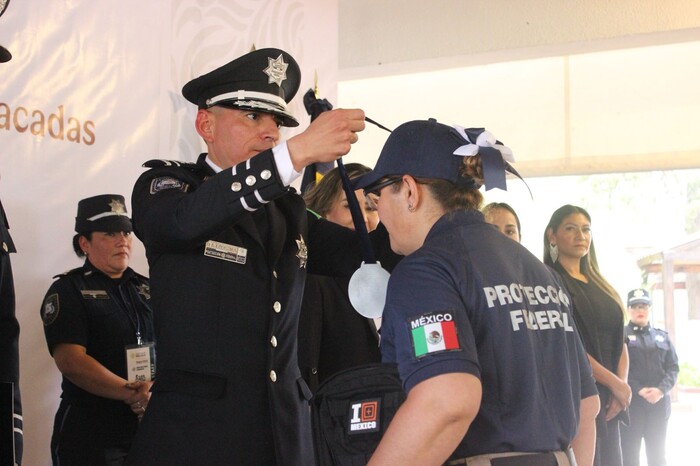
[627,288,651,307]
[182,48,301,127]
[75,194,133,234]
[353,119,468,190]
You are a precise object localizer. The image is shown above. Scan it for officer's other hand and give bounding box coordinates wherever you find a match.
[124,380,153,415]
[639,387,664,404]
[287,108,366,171]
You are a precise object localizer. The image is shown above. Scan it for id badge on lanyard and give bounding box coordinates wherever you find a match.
[125,341,156,382]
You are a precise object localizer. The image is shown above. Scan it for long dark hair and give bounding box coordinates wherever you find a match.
[543,204,624,314]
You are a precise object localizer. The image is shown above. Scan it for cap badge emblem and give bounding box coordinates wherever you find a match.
[634,289,646,298]
[264,54,288,86]
[109,199,127,215]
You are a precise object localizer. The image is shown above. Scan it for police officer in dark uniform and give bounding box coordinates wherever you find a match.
[1,43,23,466]
[354,119,600,466]
[125,48,367,466]
[621,289,679,466]
[40,195,154,466]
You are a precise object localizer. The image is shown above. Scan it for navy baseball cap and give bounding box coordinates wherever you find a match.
[353,119,468,191]
[353,118,517,192]
[628,288,651,306]
[182,48,301,127]
[75,195,133,234]
[0,45,11,63]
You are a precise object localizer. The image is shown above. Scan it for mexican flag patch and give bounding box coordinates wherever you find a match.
[410,313,460,358]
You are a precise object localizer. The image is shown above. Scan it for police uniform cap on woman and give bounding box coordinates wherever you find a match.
[40,194,154,466]
[354,119,599,466]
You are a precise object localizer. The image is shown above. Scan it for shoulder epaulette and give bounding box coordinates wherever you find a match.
[52,266,84,279]
[143,159,200,169]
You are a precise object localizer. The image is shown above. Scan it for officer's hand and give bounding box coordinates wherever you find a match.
[604,396,624,421]
[124,380,153,415]
[639,387,664,404]
[287,109,366,171]
[611,378,632,408]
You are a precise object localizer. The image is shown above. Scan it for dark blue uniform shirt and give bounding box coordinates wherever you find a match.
[41,261,154,405]
[625,323,679,396]
[381,210,597,459]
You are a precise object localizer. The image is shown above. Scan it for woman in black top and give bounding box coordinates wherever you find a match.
[544,204,631,466]
[298,163,383,391]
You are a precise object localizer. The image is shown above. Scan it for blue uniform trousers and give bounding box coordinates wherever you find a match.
[621,395,671,466]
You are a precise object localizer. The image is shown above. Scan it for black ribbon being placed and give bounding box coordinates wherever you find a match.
[303,88,393,264]
[303,90,393,319]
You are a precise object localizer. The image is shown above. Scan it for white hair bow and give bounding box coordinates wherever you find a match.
[452,125,514,163]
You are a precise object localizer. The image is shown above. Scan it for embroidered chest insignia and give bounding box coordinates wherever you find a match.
[264,54,288,86]
[296,235,308,269]
[137,283,151,300]
[80,290,109,299]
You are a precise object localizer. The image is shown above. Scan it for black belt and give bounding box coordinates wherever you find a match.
[446,450,572,466]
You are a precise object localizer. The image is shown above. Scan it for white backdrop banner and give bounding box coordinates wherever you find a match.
[0,1,337,464]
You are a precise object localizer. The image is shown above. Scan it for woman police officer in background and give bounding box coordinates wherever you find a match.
[40,195,154,466]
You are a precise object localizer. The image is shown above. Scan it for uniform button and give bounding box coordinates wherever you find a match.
[312,368,318,375]
[273,301,281,313]
[245,175,256,186]
[272,270,278,279]
[2,242,7,252]
[269,370,277,382]
[231,182,242,192]
[261,169,272,180]
[270,336,278,347]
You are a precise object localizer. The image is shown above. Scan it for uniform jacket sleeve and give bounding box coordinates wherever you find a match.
[657,330,679,394]
[132,151,290,253]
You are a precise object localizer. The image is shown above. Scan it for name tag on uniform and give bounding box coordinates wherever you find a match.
[81,290,109,299]
[628,335,636,342]
[125,342,156,382]
[204,240,247,264]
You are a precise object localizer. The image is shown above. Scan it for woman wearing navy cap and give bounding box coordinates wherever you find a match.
[40,195,154,466]
[544,205,631,466]
[355,119,599,466]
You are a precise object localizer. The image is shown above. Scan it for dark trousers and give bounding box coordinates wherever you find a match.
[594,418,622,466]
[51,400,138,466]
[621,396,671,466]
